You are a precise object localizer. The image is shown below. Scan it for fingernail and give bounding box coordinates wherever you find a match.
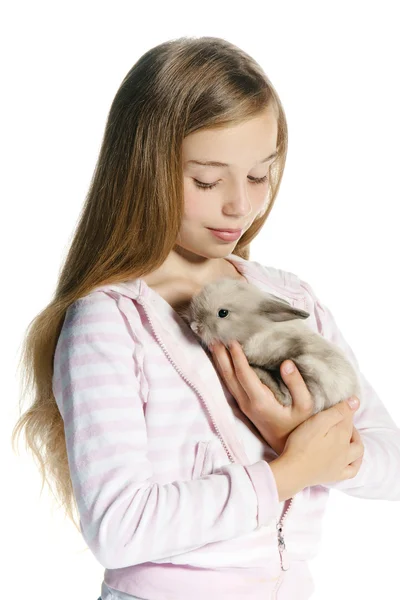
[283,361,295,374]
[347,397,359,410]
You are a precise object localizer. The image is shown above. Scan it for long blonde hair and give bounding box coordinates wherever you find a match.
[11,35,288,532]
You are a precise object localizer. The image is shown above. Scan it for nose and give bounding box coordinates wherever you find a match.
[223,182,253,219]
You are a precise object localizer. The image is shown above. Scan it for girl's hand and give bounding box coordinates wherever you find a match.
[209,340,315,455]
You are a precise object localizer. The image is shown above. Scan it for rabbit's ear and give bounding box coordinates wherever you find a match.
[260,296,310,322]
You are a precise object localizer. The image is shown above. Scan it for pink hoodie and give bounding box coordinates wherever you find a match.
[52,253,400,600]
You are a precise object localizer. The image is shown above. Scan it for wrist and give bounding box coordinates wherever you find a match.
[269,436,286,456]
[269,454,304,502]
[257,425,286,456]
[249,416,285,456]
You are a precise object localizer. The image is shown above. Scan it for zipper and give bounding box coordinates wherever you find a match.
[270,497,296,597]
[276,498,293,571]
[268,496,296,598]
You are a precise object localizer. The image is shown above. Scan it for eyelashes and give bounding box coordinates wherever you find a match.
[193,175,269,191]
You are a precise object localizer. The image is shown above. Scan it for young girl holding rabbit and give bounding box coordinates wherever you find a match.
[12,36,400,600]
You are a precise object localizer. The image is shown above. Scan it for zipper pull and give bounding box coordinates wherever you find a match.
[277,523,290,571]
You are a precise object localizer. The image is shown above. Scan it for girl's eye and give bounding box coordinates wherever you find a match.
[194,175,269,191]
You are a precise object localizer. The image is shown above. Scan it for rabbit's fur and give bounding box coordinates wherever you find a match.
[177,277,361,416]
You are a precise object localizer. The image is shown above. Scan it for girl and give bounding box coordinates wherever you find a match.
[12,36,400,600]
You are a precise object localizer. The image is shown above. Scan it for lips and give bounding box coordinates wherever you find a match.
[208,228,242,233]
[207,228,243,241]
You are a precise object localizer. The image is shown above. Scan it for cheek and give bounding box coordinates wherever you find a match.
[183,185,212,221]
[255,189,269,211]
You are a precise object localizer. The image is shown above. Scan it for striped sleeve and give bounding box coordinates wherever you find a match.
[52,291,282,569]
[300,278,400,500]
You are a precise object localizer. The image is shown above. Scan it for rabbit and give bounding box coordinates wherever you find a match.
[176,277,362,416]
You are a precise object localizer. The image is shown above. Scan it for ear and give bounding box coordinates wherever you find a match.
[260,296,310,322]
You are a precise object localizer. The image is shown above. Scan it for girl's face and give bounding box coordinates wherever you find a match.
[178,106,278,259]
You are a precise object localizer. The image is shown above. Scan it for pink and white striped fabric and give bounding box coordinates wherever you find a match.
[52,253,400,600]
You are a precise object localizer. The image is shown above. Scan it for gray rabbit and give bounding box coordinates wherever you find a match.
[177,277,361,416]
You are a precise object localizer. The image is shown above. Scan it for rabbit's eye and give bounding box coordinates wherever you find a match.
[218,309,229,318]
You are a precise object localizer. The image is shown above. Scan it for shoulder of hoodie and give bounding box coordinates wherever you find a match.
[235,256,327,321]
[243,258,303,294]
[234,256,317,302]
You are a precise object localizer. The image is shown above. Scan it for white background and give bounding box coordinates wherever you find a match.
[3,1,399,599]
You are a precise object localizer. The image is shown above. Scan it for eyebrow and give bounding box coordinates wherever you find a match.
[186,151,278,168]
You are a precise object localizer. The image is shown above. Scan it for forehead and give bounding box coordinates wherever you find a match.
[182,110,278,168]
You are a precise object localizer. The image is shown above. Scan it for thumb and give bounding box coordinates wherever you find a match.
[321,397,359,431]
